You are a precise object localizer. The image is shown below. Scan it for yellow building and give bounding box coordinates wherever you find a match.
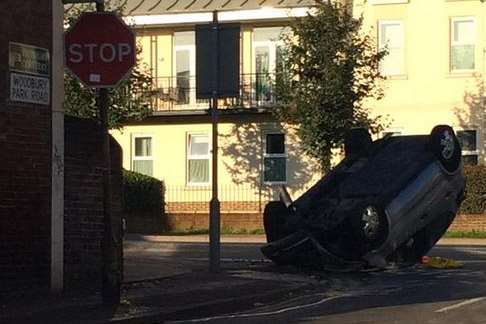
[354,0,485,166]
[112,0,485,229]
[111,0,321,227]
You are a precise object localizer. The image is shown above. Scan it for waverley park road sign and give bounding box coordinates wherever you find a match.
[65,12,135,88]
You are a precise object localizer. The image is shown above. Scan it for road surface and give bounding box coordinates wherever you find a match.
[124,238,486,323]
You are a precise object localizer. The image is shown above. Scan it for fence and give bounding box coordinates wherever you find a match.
[164,184,273,214]
[148,73,279,111]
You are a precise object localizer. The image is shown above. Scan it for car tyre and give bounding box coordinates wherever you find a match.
[429,125,461,173]
[351,203,388,249]
[392,231,429,265]
[263,201,290,243]
[344,128,372,158]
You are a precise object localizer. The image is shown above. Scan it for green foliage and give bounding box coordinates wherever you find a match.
[274,2,388,171]
[122,170,163,212]
[64,0,153,129]
[444,231,486,238]
[461,165,486,214]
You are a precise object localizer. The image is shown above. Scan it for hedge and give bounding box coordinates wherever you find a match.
[461,165,486,214]
[120,166,484,215]
[122,169,164,213]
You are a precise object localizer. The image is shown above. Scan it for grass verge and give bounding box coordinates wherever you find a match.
[444,231,486,239]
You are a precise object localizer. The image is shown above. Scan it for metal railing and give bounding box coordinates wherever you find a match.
[148,73,279,111]
[164,184,272,213]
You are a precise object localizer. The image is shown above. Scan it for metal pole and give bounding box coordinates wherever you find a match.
[96,0,121,305]
[209,11,221,273]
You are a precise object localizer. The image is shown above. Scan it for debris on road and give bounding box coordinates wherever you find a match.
[421,256,463,269]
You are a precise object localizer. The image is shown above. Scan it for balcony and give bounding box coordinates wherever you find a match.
[147,73,280,112]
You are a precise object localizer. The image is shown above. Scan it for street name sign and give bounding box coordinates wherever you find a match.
[9,42,50,77]
[10,73,50,105]
[64,12,135,88]
[8,42,50,105]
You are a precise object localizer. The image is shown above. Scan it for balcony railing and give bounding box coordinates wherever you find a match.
[148,73,280,112]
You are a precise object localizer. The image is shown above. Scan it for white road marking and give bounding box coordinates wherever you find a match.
[435,297,486,313]
[461,260,486,264]
[455,248,486,255]
[167,295,346,323]
[185,257,272,263]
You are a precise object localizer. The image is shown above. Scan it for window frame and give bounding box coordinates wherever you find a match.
[455,128,479,165]
[450,16,476,73]
[186,132,211,186]
[381,130,403,138]
[381,126,404,137]
[378,20,406,77]
[369,0,409,4]
[263,132,287,185]
[131,134,154,176]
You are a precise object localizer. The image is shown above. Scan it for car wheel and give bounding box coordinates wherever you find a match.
[392,231,429,265]
[263,201,290,243]
[392,212,457,264]
[344,128,372,158]
[429,125,461,173]
[352,203,388,248]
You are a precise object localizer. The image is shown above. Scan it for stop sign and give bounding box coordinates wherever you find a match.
[65,12,135,88]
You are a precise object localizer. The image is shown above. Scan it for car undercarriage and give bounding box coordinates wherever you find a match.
[261,125,466,270]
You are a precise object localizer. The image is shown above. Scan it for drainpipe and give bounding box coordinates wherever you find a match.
[51,0,65,293]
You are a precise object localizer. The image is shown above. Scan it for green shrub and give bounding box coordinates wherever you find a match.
[122,169,164,212]
[460,165,486,214]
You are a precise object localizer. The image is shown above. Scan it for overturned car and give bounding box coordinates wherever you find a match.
[261,125,466,270]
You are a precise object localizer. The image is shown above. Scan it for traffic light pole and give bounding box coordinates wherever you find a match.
[96,0,121,306]
[209,11,221,273]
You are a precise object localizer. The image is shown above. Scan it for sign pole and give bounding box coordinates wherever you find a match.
[65,0,135,306]
[209,11,221,273]
[95,0,120,305]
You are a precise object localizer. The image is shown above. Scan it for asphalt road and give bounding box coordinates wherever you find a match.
[124,240,267,281]
[124,240,486,323]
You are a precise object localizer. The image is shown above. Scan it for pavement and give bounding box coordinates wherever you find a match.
[126,234,486,245]
[1,235,485,324]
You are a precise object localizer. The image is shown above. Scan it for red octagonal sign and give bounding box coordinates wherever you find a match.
[65,12,135,88]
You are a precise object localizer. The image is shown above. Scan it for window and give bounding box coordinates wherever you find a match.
[378,20,405,76]
[456,129,478,165]
[174,31,195,105]
[450,17,475,72]
[253,27,284,74]
[132,136,153,176]
[253,27,287,103]
[263,133,286,183]
[187,134,210,184]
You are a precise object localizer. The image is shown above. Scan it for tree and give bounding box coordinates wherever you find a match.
[64,1,153,128]
[274,1,388,171]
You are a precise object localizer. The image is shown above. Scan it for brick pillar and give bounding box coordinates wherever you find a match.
[0,0,53,295]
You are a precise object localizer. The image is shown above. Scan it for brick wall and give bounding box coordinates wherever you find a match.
[64,117,122,291]
[166,201,265,213]
[164,212,264,232]
[0,1,52,295]
[448,214,486,232]
[162,212,486,233]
